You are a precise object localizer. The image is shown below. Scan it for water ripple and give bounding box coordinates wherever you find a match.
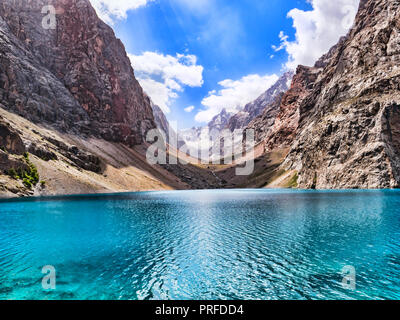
[0,190,400,299]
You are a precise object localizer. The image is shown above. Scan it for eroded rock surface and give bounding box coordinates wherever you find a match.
[0,0,155,146]
[228,72,293,132]
[0,116,25,155]
[283,0,400,189]
[246,66,322,150]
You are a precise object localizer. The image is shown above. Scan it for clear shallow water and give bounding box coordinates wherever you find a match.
[0,189,400,300]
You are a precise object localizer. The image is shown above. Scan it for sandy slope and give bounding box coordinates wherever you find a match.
[0,107,292,198]
[0,107,190,198]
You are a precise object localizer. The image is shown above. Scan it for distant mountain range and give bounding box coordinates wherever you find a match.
[177,72,293,158]
[227,71,294,132]
[178,109,234,157]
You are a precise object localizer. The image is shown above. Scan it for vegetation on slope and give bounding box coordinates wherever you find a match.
[7,153,40,190]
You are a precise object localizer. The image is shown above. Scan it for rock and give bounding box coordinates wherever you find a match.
[208,109,235,133]
[228,71,294,132]
[27,142,58,161]
[281,0,400,189]
[151,102,185,148]
[41,135,102,173]
[0,149,29,176]
[0,119,25,155]
[244,65,322,152]
[0,0,156,146]
[262,65,322,151]
[68,146,79,155]
[246,93,285,146]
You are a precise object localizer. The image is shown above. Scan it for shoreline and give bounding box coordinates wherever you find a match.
[2,187,400,203]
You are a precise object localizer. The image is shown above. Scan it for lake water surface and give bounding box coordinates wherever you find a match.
[0,189,399,300]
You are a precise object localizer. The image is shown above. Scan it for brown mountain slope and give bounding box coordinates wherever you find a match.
[0,107,191,198]
[282,0,400,189]
[0,0,199,197]
[0,0,155,145]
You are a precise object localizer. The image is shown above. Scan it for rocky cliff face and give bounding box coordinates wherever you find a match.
[249,39,345,152]
[209,109,234,132]
[228,72,293,132]
[261,65,322,151]
[0,0,155,146]
[151,103,170,140]
[0,117,25,155]
[151,102,185,148]
[246,93,285,147]
[282,0,400,189]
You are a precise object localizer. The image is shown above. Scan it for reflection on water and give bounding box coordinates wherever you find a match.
[0,189,399,300]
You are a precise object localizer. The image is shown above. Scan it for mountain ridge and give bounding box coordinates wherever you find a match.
[0,0,156,146]
[2,0,400,195]
[0,0,193,197]
[279,0,400,189]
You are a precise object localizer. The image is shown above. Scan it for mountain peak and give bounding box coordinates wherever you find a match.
[0,0,155,146]
[227,71,294,133]
[280,0,400,188]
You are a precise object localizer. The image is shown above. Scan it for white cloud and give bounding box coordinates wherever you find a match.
[129,52,204,113]
[90,0,153,24]
[276,0,359,69]
[195,73,279,123]
[138,78,177,114]
[184,106,195,113]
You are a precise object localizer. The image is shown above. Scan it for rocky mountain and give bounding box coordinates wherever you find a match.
[3,0,399,194]
[207,72,294,161]
[179,109,234,157]
[151,102,185,148]
[179,126,208,156]
[0,0,202,197]
[208,109,235,132]
[255,65,323,150]
[0,0,155,146]
[246,92,285,147]
[151,103,170,140]
[245,40,345,152]
[280,0,400,189]
[228,72,293,132]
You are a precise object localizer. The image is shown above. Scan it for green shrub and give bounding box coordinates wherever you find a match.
[7,152,42,190]
[8,168,18,179]
[23,178,32,189]
[287,173,299,189]
[29,165,39,184]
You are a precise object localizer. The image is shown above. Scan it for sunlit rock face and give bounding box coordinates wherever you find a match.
[228,71,294,133]
[0,117,25,155]
[209,72,294,159]
[247,66,322,150]
[282,0,400,189]
[0,0,155,146]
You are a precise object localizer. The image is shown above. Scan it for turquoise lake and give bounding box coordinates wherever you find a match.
[0,189,399,300]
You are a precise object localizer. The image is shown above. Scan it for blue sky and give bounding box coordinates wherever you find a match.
[90,0,359,128]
